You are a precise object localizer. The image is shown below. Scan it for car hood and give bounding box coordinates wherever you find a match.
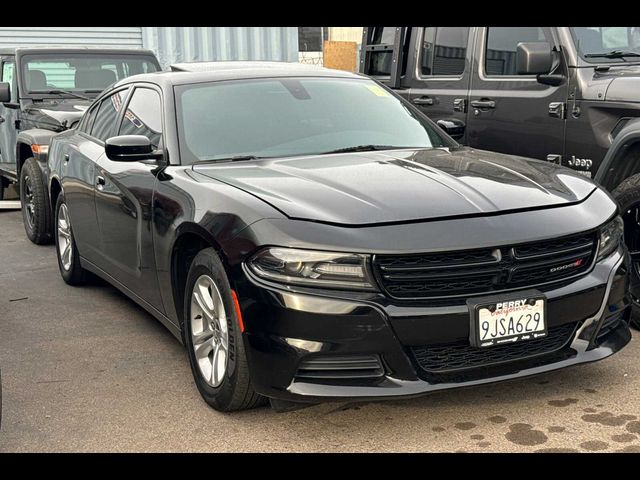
[605,73,640,102]
[192,147,597,226]
[23,99,91,130]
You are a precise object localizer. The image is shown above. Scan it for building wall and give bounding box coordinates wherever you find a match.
[0,27,299,69]
[0,27,144,47]
[328,27,364,43]
[142,27,299,68]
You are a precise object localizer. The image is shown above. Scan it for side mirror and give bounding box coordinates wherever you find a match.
[516,42,552,75]
[105,135,163,162]
[437,119,465,140]
[0,82,10,103]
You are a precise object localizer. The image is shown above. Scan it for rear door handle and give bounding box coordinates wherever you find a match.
[413,96,434,106]
[470,99,496,109]
[96,176,106,190]
[63,154,69,162]
[0,116,4,124]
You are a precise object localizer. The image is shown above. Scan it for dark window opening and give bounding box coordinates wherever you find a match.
[485,27,546,76]
[421,27,469,76]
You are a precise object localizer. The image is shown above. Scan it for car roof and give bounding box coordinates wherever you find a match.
[0,46,156,56]
[114,61,364,88]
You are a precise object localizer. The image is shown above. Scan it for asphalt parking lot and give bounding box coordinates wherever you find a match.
[1,204,640,453]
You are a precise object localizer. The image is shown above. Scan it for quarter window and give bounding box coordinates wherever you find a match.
[420,27,470,76]
[485,27,546,76]
[118,88,163,149]
[80,104,99,134]
[90,89,129,142]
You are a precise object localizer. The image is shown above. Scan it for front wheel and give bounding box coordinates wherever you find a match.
[54,193,86,286]
[183,247,265,411]
[612,173,640,330]
[20,157,53,244]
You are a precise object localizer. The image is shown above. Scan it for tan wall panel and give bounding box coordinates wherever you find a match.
[322,41,358,72]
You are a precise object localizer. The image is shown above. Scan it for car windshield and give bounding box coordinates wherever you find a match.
[21,54,159,96]
[571,27,640,61]
[175,77,453,164]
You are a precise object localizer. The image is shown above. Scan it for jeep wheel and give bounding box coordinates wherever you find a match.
[612,173,640,329]
[20,157,53,244]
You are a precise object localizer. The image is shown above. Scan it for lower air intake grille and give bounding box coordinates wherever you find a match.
[295,354,384,380]
[411,322,578,374]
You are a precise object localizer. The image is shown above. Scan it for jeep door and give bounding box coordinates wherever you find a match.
[0,55,17,167]
[93,84,164,312]
[407,27,473,143]
[466,27,568,161]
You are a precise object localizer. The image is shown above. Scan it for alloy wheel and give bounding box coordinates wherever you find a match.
[57,203,73,271]
[23,174,35,228]
[190,275,229,388]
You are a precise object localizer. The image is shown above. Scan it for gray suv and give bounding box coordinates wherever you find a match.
[361,26,640,326]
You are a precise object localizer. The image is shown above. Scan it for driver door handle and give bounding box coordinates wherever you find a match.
[470,99,496,109]
[413,96,434,106]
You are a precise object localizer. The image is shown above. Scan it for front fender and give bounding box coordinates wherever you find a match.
[594,118,640,191]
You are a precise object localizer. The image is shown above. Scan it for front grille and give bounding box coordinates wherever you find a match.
[374,231,597,299]
[411,322,578,375]
[295,354,384,380]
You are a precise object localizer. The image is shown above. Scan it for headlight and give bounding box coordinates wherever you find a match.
[597,216,624,262]
[247,247,377,291]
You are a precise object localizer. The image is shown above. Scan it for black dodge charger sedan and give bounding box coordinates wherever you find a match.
[47,62,631,411]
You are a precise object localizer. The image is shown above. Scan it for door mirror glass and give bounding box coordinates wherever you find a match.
[0,82,10,103]
[516,42,552,75]
[105,135,161,162]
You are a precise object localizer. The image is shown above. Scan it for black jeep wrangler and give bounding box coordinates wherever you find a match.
[0,47,160,243]
[360,26,640,326]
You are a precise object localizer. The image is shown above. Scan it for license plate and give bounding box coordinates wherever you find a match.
[468,291,547,348]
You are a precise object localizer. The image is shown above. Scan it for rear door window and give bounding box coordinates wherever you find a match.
[420,27,470,76]
[90,88,129,142]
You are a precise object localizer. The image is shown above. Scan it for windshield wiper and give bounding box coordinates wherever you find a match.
[321,144,411,154]
[45,89,91,101]
[193,155,266,165]
[585,50,640,60]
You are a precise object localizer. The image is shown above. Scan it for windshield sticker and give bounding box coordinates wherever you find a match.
[366,85,389,97]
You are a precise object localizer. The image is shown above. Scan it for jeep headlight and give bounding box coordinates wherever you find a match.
[247,247,377,291]
[597,216,624,262]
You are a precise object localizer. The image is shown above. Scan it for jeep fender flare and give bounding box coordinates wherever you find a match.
[15,129,58,178]
[594,118,640,191]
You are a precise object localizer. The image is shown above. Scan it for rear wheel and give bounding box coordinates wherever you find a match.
[20,157,53,244]
[0,179,4,200]
[55,193,86,286]
[612,173,640,329]
[183,247,265,411]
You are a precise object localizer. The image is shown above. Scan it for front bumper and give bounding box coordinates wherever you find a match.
[236,247,631,404]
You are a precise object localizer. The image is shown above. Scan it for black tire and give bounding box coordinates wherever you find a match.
[0,179,4,201]
[612,173,640,330]
[54,192,86,286]
[183,247,265,412]
[20,157,53,245]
